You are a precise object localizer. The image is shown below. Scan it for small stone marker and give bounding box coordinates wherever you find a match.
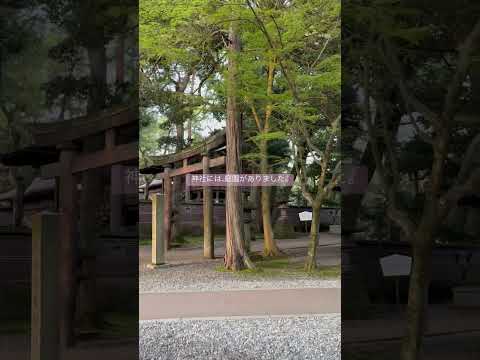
[31,212,60,360]
[380,254,412,305]
[274,204,295,238]
[299,211,312,233]
[151,193,165,266]
[299,211,312,222]
[380,254,412,277]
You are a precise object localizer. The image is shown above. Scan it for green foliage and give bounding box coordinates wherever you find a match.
[0,4,55,192]
[215,257,340,278]
[139,0,341,211]
[139,109,165,168]
[38,1,138,113]
[344,0,480,242]
[0,9,53,145]
[140,0,221,150]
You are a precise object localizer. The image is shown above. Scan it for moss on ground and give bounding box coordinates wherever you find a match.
[215,255,340,279]
[139,238,151,246]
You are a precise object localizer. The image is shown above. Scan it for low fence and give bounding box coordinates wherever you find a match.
[344,239,480,305]
[139,200,340,239]
[0,230,138,319]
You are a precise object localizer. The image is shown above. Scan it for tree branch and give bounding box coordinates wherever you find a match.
[406,112,433,145]
[246,0,301,102]
[361,60,417,239]
[382,39,441,129]
[318,115,340,189]
[444,18,480,121]
[264,56,276,130]
[245,97,263,131]
[293,144,315,205]
[323,161,341,196]
[439,132,480,219]
[310,36,332,70]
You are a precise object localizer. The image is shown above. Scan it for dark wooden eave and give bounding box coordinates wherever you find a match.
[140,165,165,175]
[1,146,59,167]
[140,130,226,175]
[31,106,137,147]
[2,106,138,170]
[153,131,226,165]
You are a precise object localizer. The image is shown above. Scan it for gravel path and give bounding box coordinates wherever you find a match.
[140,314,340,360]
[139,260,340,293]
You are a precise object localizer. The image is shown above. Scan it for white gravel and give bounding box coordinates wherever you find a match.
[140,314,340,360]
[139,261,340,293]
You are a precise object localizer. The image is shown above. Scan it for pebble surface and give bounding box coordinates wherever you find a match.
[140,261,340,293]
[140,314,340,360]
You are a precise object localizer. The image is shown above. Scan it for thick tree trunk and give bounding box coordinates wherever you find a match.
[224,24,254,271]
[260,137,281,256]
[256,187,263,233]
[187,72,195,144]
[249,186,260,234]
[400,139,446,359]
[262,187,281,256]
[176,123,185,151]
[305,203,321,271]
[171,123,184,242]
[402,239,432,360]
[203,154,214,259]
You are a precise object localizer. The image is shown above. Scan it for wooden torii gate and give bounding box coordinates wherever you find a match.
[140,130,227,259]
[2,106,138,359]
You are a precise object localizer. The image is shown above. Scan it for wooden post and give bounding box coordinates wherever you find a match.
[110,164,124,233]
[244,207,252,252]
[31,212,60,360]
[105,128,116,150]
[183,158,191,203]
[13,174,25,228]
[54,177,60,211]
[171,175,178,242]
[57,143,78,349]
[203,154,214,259]
[151,193,165,265]
[78,174,101,330]
[106,129,122,233]
[77,136,103,329]
[163,166,172,249]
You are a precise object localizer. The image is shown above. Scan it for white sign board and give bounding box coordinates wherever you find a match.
[299,211,312,222]
[380,254,412,277]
